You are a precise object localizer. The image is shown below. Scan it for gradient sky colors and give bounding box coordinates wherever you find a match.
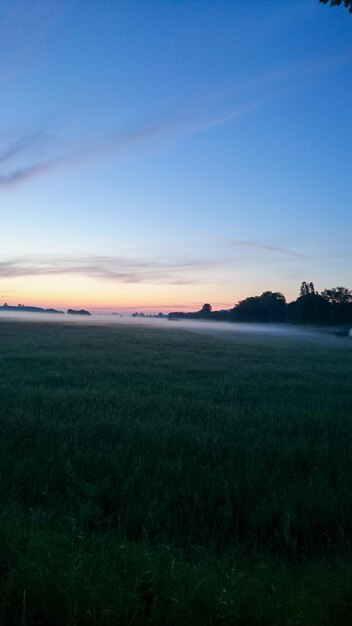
[1,1,351,312]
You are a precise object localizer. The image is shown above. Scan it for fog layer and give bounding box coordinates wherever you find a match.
[0,310,351,348]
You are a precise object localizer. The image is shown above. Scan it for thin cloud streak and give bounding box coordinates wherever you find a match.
[0,102,259,188]
[0,131,45,165]
[1,50,349,189]
[0,254,228,284]
[221,236,310,259]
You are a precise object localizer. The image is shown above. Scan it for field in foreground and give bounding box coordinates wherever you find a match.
[0,319,352,625]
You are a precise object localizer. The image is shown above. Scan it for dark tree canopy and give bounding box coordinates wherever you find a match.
[300,282,316,297]
[288,293,331,325]
[195,303,212,318]
[320,0,352,13]
[232,291,286,323]
[261,291,286,302]
[168,283,352,326]
[321,287,352,324]
[321,287,352,304]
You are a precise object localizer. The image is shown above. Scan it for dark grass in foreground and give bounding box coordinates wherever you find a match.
[0,320,352,625]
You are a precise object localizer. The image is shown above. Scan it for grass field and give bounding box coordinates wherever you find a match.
[0,318,352,625]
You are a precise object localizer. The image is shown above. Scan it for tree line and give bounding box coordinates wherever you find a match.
[169,283,352,326]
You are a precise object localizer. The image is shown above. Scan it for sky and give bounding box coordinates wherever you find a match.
[0,0,351,313]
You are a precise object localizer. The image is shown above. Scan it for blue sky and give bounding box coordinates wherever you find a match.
[1,0,351,311]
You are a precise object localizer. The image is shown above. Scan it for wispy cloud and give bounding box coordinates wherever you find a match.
[0,101,260,189]
[0,131,44,165]
[0,121,170,188]
[0,254,227,284]
[220,236,310,259]
[1,49,349,190]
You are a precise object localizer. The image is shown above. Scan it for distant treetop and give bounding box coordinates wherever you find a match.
[300,282,316,297]
[320,0,352,13]
[67,309,91,316]
[321,286,352,304]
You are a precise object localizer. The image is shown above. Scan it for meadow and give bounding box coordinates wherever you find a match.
[0,318,352,625]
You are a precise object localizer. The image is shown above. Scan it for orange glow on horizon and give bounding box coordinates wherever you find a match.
[1,273,299,313]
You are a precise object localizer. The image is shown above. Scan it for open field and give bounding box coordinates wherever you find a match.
[0,318,352,625]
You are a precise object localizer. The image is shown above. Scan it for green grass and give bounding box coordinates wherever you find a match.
[0,319,352,624]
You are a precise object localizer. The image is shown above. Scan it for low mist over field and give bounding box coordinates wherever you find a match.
[1,308,351,347]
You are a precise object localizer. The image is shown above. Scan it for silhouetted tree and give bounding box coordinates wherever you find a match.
[232,292,287,323]
[300,282,308,296]
[212,308,231,322]
[232,296,264,322]
[321,286,352,324]
[320,0,352,14]
[260,291,287,322]
[168,283,351,326]
[300,281,316,297]
[198,303,212,318]
[288,293,331,324]
[321,286,352,304]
